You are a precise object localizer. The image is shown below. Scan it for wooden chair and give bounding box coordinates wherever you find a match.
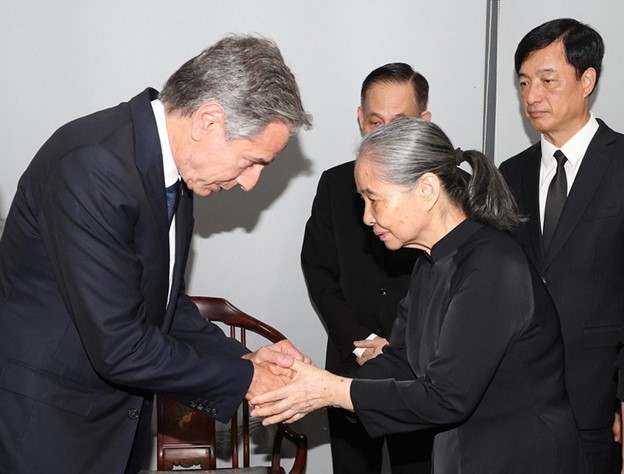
[153,296,307,474]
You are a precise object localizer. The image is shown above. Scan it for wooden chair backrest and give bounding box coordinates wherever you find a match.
[156,296,307,473]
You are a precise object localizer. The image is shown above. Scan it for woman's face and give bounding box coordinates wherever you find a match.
[355,156,430,251]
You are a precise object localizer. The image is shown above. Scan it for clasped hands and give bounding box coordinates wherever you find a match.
[243,340,354,426]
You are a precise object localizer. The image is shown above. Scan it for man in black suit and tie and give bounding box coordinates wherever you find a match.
[301,63,433,473]
[499,18,624,473]
[0,35,311,473]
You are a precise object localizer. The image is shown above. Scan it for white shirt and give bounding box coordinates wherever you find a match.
[538,113,599,230]
[151,99,179,303]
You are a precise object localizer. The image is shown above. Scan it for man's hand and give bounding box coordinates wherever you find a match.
[354,336,388,366]
[242,340,312,400]
[613,402,624,474]
[244,358,291,401]
[247,340,311,369]
[614,404,622,444]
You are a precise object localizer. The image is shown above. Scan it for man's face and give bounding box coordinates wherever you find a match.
[517,40,595,146]
[357,81,428,136]
[175,119,290,197]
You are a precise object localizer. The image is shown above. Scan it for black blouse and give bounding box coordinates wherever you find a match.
[351,220,581,473]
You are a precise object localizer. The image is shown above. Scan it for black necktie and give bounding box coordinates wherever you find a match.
[542,150,567,250]
[166,180,181,227]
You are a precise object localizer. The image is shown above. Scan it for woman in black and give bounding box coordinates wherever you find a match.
[251,118,582,473]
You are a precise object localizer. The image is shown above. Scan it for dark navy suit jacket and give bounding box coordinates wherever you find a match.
[0,89,252,473]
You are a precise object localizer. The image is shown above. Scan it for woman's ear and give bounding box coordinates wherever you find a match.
[417,173,440,211]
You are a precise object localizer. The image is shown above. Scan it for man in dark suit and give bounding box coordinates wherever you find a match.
[301,63,433,474]
[0,35,311,473]
[499,18,624,473]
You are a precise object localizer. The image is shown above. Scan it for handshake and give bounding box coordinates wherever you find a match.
[242,340,354,425]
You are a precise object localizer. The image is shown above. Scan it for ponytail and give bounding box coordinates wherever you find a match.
[358,118,524,231]
[456,149,524,231]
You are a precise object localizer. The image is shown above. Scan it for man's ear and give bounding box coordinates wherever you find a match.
[357,106,365,133]
[191,101,225,141]
[420,110,432,122]
[581,67,597,98]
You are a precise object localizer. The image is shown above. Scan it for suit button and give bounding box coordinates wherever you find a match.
[127,408,139,419]
[541,276,547,285]
[380,288,388,296]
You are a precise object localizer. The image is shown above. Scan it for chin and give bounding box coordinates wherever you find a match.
[383,241,402,251]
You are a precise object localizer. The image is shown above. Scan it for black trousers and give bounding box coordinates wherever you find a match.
[328,407,433,474]
[579,426,621,474]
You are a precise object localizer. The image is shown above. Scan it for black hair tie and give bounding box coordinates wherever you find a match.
[455,148,465,165]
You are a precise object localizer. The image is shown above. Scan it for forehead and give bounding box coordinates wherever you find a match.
[245,121,291,155]
[363,81,418,112]
[520,40,571,74]
[355,156,383,189]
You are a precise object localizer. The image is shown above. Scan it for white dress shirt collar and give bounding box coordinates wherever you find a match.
[150,98,179,303]
[150,99,179,187]
[540,113,599,173]
[537,113,600,231]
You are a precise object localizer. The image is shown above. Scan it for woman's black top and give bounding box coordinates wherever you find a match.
[351,220,582,473]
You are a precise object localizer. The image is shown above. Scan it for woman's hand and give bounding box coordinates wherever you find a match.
[250,359,353,425]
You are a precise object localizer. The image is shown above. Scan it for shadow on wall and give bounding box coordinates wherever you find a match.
[192,136,313,238]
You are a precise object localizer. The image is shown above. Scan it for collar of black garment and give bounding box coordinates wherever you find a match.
[424,219,484,262]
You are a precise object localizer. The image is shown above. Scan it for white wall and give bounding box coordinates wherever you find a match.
[494,1,624,165]
[0,1,488,472]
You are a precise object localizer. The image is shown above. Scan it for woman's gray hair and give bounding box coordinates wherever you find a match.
[159,34,312,140]
[357,118,523,231]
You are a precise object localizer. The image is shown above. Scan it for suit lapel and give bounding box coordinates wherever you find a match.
[128,89,173,322]
[129,89,169,244]
[519,146,544,266]
[542,121,617,270]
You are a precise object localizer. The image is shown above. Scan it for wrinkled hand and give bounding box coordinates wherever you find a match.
[242,340,312,401]
[250,359,353,425]
[354,337,388,366]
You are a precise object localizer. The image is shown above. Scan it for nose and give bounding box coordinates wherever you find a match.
[362,200,374,227]
[524,82,542,105]
[237,165,263,191]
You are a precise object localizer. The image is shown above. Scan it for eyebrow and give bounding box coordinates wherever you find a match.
[367,111,410,119]
[518,67,558,78]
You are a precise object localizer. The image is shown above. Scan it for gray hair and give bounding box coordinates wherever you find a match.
[357,118,523,231]
[159,34,312,140]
